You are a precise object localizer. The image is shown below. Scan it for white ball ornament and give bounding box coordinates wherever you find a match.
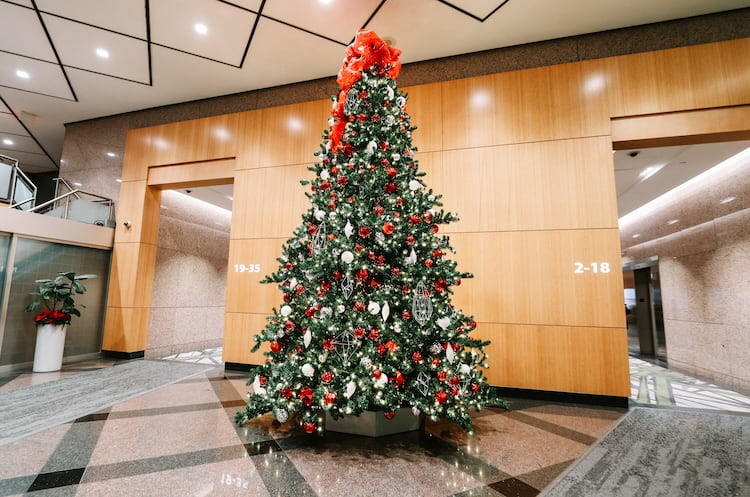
[336,304,345,313]
[319,169,330,180]
[302,363,315,377]
[361,357,373,368]
[367,302,381,315]
[341,251,354,264]
[280,305,292,317]
[315,210,326,221]
[428,194,435,201]
[437,317,451,330]
[409,180,421,191]
[460,363,472,375]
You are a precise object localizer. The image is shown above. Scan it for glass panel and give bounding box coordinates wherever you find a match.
[0,238,111,366]
[12,176,34,210]
[0,162,12,201]
[0,233,10,308]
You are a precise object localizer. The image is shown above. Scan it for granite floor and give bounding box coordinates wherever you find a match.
[2,351,748,496]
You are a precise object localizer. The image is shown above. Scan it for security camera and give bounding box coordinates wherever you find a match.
[185,189,192,194]
[123,220,132,228]
[628,151,640,158]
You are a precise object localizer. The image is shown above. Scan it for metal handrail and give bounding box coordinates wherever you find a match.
[1,153,37,209]
[28,188,115,227]
[53,177,82,200]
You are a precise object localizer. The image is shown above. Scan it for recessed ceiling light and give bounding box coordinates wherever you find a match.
[720,196,736,204]
[115,178,122,183]
[95,47,110,58]
[2,138,13,146]
[667,219,679,225]
[194,23,208,35]
[16,69,30,79]
[106,152,116,157]
[319,0,332,4]
[632,234,641,239]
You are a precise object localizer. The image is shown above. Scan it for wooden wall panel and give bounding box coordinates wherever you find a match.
[403,82,443,153]
[441,62,610,150]
[120,128,153,181]
[113,180,161,245]
[231,165,310,239]
[475,323,630,396]
[235,110,263,170]
[106,241,157,308]
[257,100,330,168]
[147,158,235,188]
[420,137,618,233]
[226,238,285,314]
[101,306,150,351]
[223,312,270,364]
[450,230,625,329]
[146,114,240,167]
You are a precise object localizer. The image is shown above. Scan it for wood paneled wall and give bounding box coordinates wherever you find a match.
[104,38,750,397]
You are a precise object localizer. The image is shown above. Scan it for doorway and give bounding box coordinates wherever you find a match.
[146,184,233,358]
[623,259,666,364]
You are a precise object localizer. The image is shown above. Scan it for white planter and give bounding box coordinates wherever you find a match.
[33,324,67,372]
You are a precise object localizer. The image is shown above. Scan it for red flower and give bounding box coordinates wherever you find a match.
[373,370,382,379]
[322,339,336,350]
[321,372,334,384]
[320,180,331,190]
[435,390,449,404]
[368,328,380,341]
[294,284,305,295]
[471,383,481,393]
[384,182,397,193]
[356,269,369,281]
[431,358,441,367]
[333,271,342,280]
[353,327,365,338]
[299,387,314,406]
[423,211,434,222]
[434,279,447,292]
[432,249,443,259]
[425,259,434,267]
[324,391,337,405]
[408,215,420,224]
[337,176,348,186]
[406,236,415,244]
[450,375,460,385]
[402,310,411,320]
[358,226,371,238]
[384,411,395,419]
[386,167,397,178]
[281,387,294,399]
[354,301,366,312]
[412,351,423,363]
[377,344,387,355]
[354,244,364,252]
[385,340,398,353]
[391,268,401,276]
[303,421,317,433]
[330,166,339,176]
[284,320,296,331]
[382,222,395,235]
[437,371,447,382]
[393,371,405,387]
[321,280,332,292]
[374,205,385,215]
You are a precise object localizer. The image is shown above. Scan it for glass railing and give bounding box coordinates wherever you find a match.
[28,178,115,228]
[0,154,37,210]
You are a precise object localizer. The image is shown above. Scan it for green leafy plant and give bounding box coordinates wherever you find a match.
[25,272,96,326]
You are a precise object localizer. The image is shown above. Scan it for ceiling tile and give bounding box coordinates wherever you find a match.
[0,134,40,155]
[0,2,56,61]
[439,0,508,20]
[0,148,50,173]
[42,14,150,83]
[0,52,73,100]
[0,111,29,136]
[35,0,147,38]
[3,0,33,8]
[150,0,257,66]
[242,17,344,90]
[263,0,382,44]
[222,0,263,12]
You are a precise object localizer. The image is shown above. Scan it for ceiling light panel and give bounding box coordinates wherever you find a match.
[42,14,149,83]
[242,18,345,89]
[150,0,257,66]
[0,52,74,99]
[0,134,42,155]
[0,2,57,61]
[263,0,383,44]
[35,0,147,38]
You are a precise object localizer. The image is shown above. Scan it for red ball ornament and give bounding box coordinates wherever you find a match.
[258,376,268,386]
[299,387,314,406]
[354,327,365,338]
[356,268,369,281]
[406,236,415,245]
[270,341,282,353]
[294,284,305,295]
[382,222,395,235]
[432,249,443,259]
[425,259,434,267]
[386,167,397,177]
[431,357,441,367]
[423,211,434,222]
[327,202,336,210]
[391,267,401,276]
[358,226,371,238]
[402,285,410,293]
[373,370,382,379]
[354,301,366,312]
[330,166,339,176]
[377,344,387,355]
[434,279,447,292]
[337,176,348,186]
[431,224,439,233]
[303,421,316,434]
[281,387,294,399]
[384,182,397,193]
[283,293,292,302]
[402,310,411,320]
[324,391,337,405]
[450,375,459,385]
[284,320,296,331]
[435,391,449,404]
[374,205,385,215]
[408,215,420,225]
[321,371,334,383]
[471,383,481,393]
[384,411,395,419]
[320,180,331,190]
[437,371,447,381]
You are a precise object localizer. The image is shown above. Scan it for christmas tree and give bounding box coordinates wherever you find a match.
[235,30,495,435]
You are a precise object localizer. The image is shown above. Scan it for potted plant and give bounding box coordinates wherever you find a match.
[25,271,95,372]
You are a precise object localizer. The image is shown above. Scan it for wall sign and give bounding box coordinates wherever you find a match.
[573,262,611,274]
[234,263,261,273]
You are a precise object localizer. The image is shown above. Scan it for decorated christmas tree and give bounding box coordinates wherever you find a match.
[235,30,496,435]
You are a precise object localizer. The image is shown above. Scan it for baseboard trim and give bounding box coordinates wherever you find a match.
[224,362,258,372]
[494,386,629,408]
[101,350,145,360]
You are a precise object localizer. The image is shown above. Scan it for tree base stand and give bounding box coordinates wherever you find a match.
[325,408,421,437]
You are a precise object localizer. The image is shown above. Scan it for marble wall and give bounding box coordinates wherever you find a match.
[623,152,750,393]
[145,190,231,358]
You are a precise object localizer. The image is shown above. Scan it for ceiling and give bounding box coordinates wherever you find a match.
[1,0,749,175]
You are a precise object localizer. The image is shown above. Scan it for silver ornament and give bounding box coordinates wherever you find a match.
[275,408,289,423]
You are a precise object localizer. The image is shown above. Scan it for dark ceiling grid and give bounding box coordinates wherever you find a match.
[0,93,58,169]
[145,0,153,86]
[237,0,265,68]
[30,0,78,102]
[437,0,511,22]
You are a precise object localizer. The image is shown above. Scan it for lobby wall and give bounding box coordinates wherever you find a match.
[59,10,750,399]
